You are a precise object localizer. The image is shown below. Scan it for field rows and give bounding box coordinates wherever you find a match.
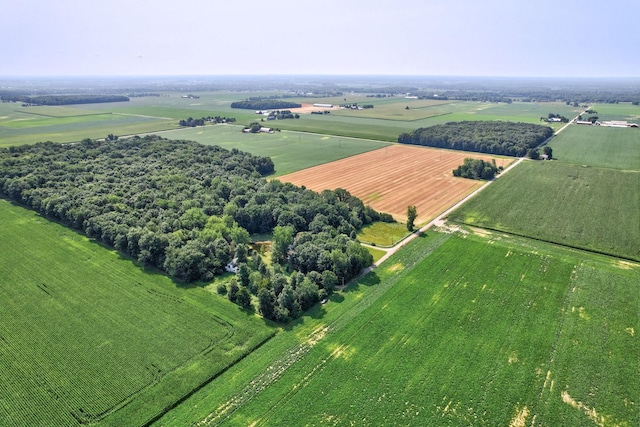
[549,124,640,170]
[0,200,275,426]
[279,144,512,223]
[450,160,640,261]
[156,231,639,426]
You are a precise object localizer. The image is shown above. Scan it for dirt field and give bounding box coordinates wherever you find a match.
[290,103,340,114]
[278,145,513,224]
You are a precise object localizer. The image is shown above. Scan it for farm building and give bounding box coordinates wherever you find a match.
[225,259,239,274]
[600,120,638,128]
[313,103,334,108]
[575,120,593,125]
[242,127,274,133]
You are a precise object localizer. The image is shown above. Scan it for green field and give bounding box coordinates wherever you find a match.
[589,102,640,122]
[0,95,583,147]
[449,160,640,261]
[0,199,276,426]
[2,88,637,426]
[549,124,640,169]
[167,125,390,176]
[154,230,639,426]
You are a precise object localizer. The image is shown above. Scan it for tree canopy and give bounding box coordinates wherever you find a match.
[0,136,387,320]
[231,100,302,110]
[453,158,500,180]
[398,121,553,157]
[6,94,129,105]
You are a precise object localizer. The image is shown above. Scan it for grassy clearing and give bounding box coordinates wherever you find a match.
[549,124,640,170]
[357,221,409,247]
[449,160,640,261]
[170,125,390,176]
[0,199,275,426]
[156,230,638,426]
[366,246,387,263]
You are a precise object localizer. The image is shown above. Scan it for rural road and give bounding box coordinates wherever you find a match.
[360,109,586,274]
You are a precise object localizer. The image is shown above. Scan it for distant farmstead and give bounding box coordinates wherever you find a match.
[600,120,638,128]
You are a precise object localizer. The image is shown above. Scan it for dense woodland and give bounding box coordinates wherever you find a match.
[0,136,389,321]
[453,158,500,180]
[398,121,554,157]
[2,94,129,106]
[231,100,302,110]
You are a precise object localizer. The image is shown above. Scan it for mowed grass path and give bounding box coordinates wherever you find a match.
[549,124,640,170]
[156,231,639,426]
[0,199,275,426]
[449,160,640,261]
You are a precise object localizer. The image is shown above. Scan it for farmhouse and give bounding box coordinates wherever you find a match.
[225,259,239,274]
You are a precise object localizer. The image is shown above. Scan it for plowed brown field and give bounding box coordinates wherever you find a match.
[278,145,513,224]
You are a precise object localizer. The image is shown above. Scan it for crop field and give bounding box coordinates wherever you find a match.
[0,100,179,146]
[154,230,639,426]
[2,84,637,427]
[0,95,582,147]
[0,199,275,426]
[323,99,580,124]
[278,144,513,223]
[449,160,640,261]
[171,125,390,176]
[589,102,640,122]
[326,98,455,121]
[549,124,640,169]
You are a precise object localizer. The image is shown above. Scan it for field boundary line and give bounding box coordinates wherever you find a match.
[450,222,640,264]
[142,330,278,427]
[13,110,111,118]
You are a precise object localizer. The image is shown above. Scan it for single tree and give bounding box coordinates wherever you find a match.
[407,205,417,231]
[543,146,553,159]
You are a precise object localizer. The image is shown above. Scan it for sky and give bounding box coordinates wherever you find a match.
[2,0,638,78]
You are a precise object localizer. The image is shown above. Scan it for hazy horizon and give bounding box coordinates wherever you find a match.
[3,0,639,79]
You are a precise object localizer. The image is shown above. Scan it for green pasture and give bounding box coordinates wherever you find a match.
[154,231,639,426]
[0,199,275,427]
[366,246,387,263]
[449,160,640,261]
[170,125,390,176]
[549,124,640,170]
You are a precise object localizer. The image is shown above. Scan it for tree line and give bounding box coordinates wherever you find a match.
[0,136,391,320]
[231,100,302,110]
[398,121,554,157]
[179,116,236,127]
[4,94,129,106]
